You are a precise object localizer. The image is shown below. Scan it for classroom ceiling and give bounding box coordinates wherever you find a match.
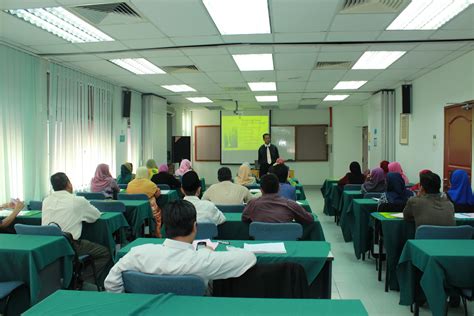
[0,0,473,110]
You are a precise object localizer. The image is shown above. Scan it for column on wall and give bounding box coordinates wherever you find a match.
[142,95,167,165]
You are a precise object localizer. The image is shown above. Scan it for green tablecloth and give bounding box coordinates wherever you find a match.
[8,211,129,256]
[118,239,330,284]
[0,235,74,304]
[296,183,306,200]
[397,240,474,316]
[370,212,474,290]
[297,200,312,213]
[157,189,179,207]
[321,181,338,216]
[347,199,378,259]
[339,191,364,241]
[120,200,154,237]
[24,291,368,316]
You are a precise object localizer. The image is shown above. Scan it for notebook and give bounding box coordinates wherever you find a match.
[243,242,287,254]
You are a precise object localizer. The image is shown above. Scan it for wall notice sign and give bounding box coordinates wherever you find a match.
[119,135,125,143]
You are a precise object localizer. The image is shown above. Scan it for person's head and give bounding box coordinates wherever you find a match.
[270,163,289,183]
[162,200,197,242]
[181,171,201,196]
[450,169,469,188]
[260,173,280,194]
[388,162,403,174]
[349,161,362,174]
[121,163,132,175]
[262,133,271,145]
[94,164,111,178]
[146,159,158,169]
[50,172,72,193]
[135,167,149,180]
[158,164,169,174]
[380,160,390,173]
[217,167,232,182]
[369,167,385,183]
[179,159,192,171]
[420,171,441,195]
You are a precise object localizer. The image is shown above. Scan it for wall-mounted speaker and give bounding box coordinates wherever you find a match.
[402,84,412,114]
[122,90,131,118]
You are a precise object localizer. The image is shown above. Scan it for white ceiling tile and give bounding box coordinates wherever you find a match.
[377,30,435,41]
[390,51,455,69]
[273,32,327,42]
[320,44,369,52]
[132,0,218,37]
[121,38,175,49]
[56,0,122,5]
[139,49,185,58]
[413,42,469,51]
[207,72,245,83]
[362,80,398,90]
[277,81,306,93]
[240,71,276,82]
[341,70,382,81]
[100,23,165,40]
[27,43,84,54]
[69,60,133,76]
[330,13,397,31]
[274,53,317,70]
[271,0,339,33]
[172,73,214,84]
[143,75,183,85]
[147,56,194,66]
[182,47,229,56]
[170,36,224,46]
[305,81,338,91]
[367,43,418,51]
[309,69,347,81]
[226,45,274,54]
[0,0,58,9]
[372,68,420,82]
[52,54,102,62]
[276,70,311,82]
[441,6,474,30]
[274,45,320,53]
[302,92,327,98]
[430,29,474,40]
[426,50,474,71]
[326,31,381,41]
[76,41,129,52]
[222,34,273,43]
[317,51,362,62]
[189,55,239,71]
[95,51,142,59]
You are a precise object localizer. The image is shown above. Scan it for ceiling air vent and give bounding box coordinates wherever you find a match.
[223,86,248,92]
[70,3,142,24]
[214,98,234,102]
[340,0,407,14]
[315,61,352,70]
[161,65,200,74]
[260,105,279,110]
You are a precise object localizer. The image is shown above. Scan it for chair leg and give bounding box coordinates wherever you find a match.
[89,260,101,291]
[462,296,467,316]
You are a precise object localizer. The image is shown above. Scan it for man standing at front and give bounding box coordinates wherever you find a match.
[258,133,279,177]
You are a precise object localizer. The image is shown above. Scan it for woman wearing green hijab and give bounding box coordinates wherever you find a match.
[117,162,134,184]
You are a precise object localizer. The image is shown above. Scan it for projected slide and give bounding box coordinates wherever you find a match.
[221,111,270,164]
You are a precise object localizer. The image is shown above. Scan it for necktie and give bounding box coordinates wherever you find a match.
[266,145,272,164]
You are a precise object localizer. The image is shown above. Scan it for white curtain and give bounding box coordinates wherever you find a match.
[381,90,396,162]
[48,63,116,191]
[0,44,48,201]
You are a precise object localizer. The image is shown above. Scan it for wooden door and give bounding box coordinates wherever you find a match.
[444,103,473,189]
[362,126,369,172]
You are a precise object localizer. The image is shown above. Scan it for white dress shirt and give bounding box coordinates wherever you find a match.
[202,181,254,205]
[183,196,226,225]
[104,239,257,293]
[42,190,101,240]
[265,144,272,164]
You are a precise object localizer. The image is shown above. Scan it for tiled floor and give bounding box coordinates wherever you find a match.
[305,187,471,316]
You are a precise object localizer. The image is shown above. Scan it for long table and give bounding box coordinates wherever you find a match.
[338,190,364,235]
[161,212,325,241]
[398,240,474,316]
[3,211,129,257]
[0,235,74,305]
[24,291,368,316]
[156,189,180,207]
[371,212,474,291]
[120,200,154,237]
[118,239,333,298]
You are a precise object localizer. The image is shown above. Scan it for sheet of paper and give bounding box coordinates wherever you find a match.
[243,242,287,254]
[193,239,219,251]
[160,190,170,194]
[455,213,474,219]
[0,210,13,217]
[0,210,32,217]
[372,197,380,202]
[249,189,261,194]
[296,201,303,205]
[390,212,404,219]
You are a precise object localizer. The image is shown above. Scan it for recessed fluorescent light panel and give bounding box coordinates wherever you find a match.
[352,51,406,69]
[333,81,368,90]
[110,59,165,75]
[203,0,270,35]
[323,95,349,101]
[387,0,472,30]
[232,54,274,71]
[161,85,196,93]
[256,96,278,102]
[186,97,213,103]
[6,7,113,43]
[248,82,276,91]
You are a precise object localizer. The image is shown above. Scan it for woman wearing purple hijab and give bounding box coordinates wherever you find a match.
[90,163,119,199]
[361,167,386,193]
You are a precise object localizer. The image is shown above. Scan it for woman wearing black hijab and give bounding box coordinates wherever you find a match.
[338,161,366,186]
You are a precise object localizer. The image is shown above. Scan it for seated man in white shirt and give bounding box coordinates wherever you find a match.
[104,200,256,293]
[42,172,112,287]
[182,171,226,225]
[202,167,254,205]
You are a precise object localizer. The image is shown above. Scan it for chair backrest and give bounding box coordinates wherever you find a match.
[249,222,303,241]
[157,184,171,190]
[415,225,474,240]
[76,192,106,200]
[90,201,126,213]
[122,271,206,296]
[344,184,362,191]
[196,222,218,239]
[14,223,63,236]
[28,200,43,210]
[118,184,128,190]
[215,204,245,213]
[364,192,382,199]
[118,193,149,200]
[245,184,260,190]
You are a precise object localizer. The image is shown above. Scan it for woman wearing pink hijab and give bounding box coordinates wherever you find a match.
[388,162,410,185]
[175,159,192,177]
[91,163,119,199]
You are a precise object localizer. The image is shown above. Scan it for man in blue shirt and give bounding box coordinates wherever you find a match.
[269,163,296,201]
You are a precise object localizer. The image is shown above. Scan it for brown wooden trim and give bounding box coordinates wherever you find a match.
[194,125,220,162]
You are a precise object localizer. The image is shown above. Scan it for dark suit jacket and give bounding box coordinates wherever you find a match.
[258,144,279,165]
